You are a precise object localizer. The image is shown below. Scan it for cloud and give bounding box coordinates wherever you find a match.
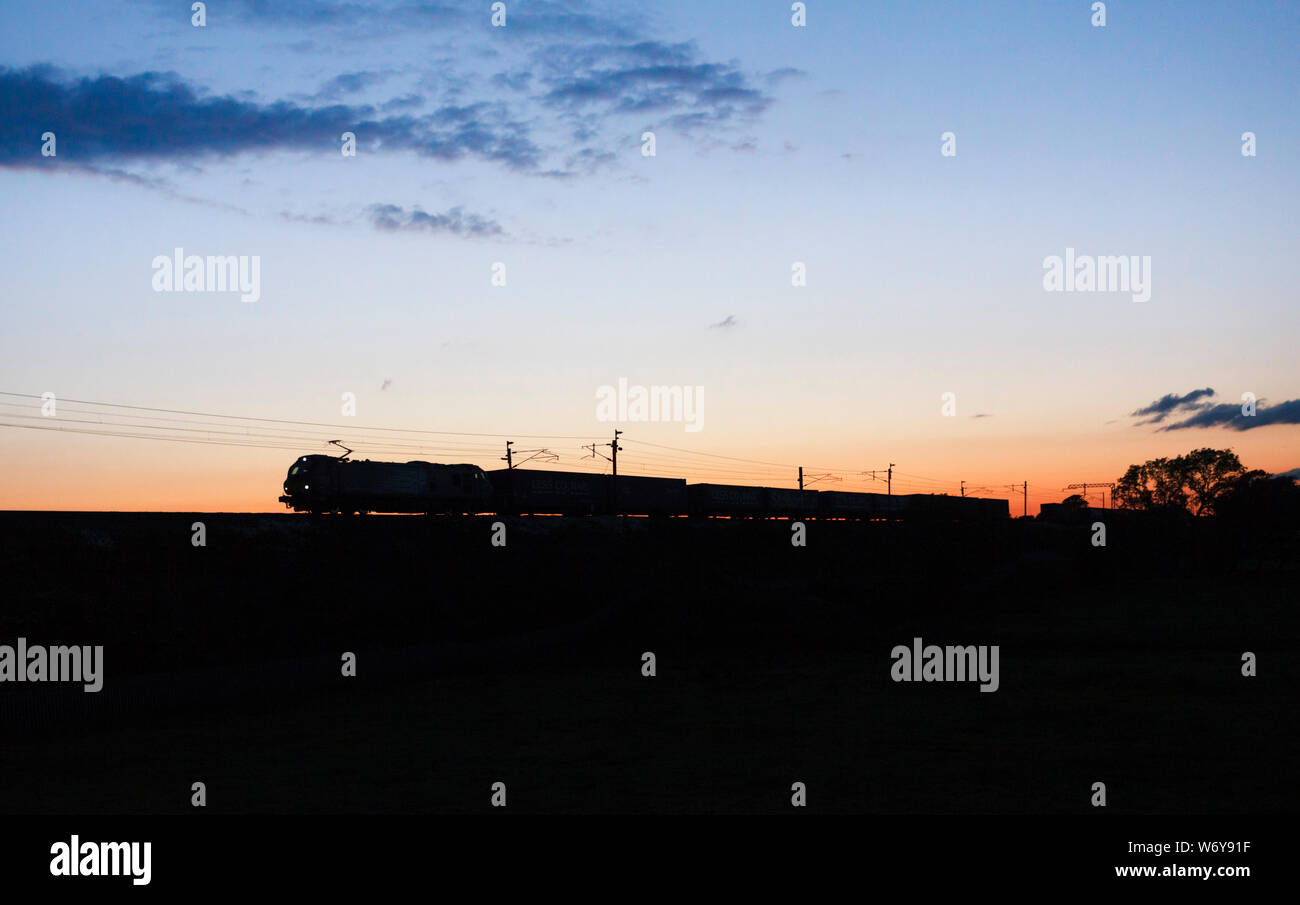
[765,67,807,85]
[8,2,786,196]
[48,162,245,214]
[1129,387,1300,431]
[1161,398,1300,432]
[161,0,641,42]
[366,203,503,236]
[1273,468,1300,480]
[162,0,471,31]
[709,315,737,328]
[536,41,773,134]
[279,210,338,225]
[1130,387,1216,424]
[559,146,616,174]
[0,66,541,171]
[492,71,533,92]
[380,94,424,112]
[309,70,393,100]
[503,2,640,39]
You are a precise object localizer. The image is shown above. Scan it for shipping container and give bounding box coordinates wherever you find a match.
[486,468,606,515]
[764,487,821,517]
[687,483,766,516]
[611,474,688,515]
[903,494,967,519]
[977,497,1011,520]
[819,490,898,518]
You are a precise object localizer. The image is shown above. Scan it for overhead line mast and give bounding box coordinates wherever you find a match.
[1064,481,1117,508]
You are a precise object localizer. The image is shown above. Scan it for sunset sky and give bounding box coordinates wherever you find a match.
[1,0,1297,512]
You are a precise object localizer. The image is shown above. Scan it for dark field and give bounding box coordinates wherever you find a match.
[1,511,1296,813]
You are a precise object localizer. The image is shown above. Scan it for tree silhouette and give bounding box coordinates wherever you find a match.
[1113,448,1267,516]
[1113,457,1187,512]
[1215,473,1300,534]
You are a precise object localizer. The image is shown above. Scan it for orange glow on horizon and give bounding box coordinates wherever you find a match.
[2,420,1293,515]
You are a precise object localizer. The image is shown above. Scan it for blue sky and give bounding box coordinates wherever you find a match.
[1,0,1297,509]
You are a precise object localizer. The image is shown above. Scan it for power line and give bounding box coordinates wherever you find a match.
[0,392,607,441]
[0,402,520,452]
[0,420,331,452]
[0,410,503,452]
[622,438,797,468]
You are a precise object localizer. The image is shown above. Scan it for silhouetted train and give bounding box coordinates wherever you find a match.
[279,454,1010,520]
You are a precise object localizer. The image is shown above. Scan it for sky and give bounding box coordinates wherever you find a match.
[1,0,1297,512]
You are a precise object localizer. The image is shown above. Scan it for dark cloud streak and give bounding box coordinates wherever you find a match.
[1130,387,1216,424]
[367,203,503,237]
[537,43,773,133]
[1161,399,1300,432]
[309,70,392,100]
[0,66,541,170]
